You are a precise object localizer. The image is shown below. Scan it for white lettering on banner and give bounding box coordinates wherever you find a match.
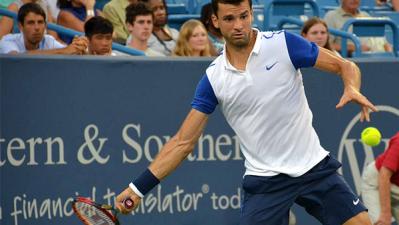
[0,138,4,166]
[133,185,204,214]
[122,123,242,163]
[5,185,241,225]
[77,124,109,164]
[10,190,93,225]
[0,137,66,167]
[210,188,241,210]
[0,123,242,167]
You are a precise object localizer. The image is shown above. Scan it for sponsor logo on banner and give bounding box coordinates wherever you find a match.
[337,105,399,194]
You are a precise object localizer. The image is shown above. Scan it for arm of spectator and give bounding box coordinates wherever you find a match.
[102,4,127,43]
[375,166,394,225]
[0,3,18,39]
[375,0,386,6]
[384,42,393,52]
[333,42,370,54]
[392,0,399,11]
[16,36,87,55]
[57,0,96,32]
[57,10,86,32]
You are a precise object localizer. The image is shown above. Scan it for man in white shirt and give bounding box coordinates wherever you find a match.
[0,2,87,54]
[115,0,378,224]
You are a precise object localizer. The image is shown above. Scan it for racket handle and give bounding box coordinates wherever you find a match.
[123,198,134,209]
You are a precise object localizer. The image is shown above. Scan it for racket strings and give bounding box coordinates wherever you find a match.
[74,202,115,225]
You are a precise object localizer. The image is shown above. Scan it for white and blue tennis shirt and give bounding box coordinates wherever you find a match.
[192,30,329,177]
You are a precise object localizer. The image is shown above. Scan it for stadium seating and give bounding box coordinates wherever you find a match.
[262,0,320,32]
[340,17,399,57]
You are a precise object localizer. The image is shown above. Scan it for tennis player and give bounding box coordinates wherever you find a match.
[116,0,377,224]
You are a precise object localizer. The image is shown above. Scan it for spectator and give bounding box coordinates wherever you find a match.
[0,2,87,54]
[173,19,216,57]
[102,0,137,44]
[57,0,101,44]
[301,17,340,56]
[362,132,399,225]
[140,0,178,56]
[85,16,123,55]
[376,0,399,11]
[0,0,57,39]
[125,2,162,56]
[200,3,224,53]
[324,0,392,55]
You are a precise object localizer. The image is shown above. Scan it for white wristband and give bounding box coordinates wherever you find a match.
[129,182,144,198]
[86,9,95,17]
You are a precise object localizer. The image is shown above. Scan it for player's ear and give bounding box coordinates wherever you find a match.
[211,13,219,29]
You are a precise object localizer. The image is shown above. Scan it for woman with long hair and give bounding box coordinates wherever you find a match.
[173,19,216,57]
[301,17,334,51]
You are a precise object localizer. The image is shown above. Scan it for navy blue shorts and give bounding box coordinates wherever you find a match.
[240,156,367,225]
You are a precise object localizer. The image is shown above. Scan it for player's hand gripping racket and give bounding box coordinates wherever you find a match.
[72,196,134,225]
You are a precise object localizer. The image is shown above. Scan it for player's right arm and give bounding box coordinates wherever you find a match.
[116,109,209,213]
[116,73,218,213]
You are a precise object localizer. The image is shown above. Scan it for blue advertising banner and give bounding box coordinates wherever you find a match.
[0,55,398,225]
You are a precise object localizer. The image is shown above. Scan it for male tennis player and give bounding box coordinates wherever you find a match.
[116,0,377,224]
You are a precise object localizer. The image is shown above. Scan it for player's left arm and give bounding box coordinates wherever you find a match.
[313,47,378,122]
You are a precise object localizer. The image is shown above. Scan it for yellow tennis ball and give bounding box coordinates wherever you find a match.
[361,127,381,147]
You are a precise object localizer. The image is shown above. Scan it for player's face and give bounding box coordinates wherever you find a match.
[148,0,167,27]
[89,33,113,55]
[188,25,208,53]
[130,15,153,42]
[303,23,328,48]
[212,0,253,48]
[20,12,46,46]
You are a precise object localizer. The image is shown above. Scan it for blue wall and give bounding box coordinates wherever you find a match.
[0,55,398,225]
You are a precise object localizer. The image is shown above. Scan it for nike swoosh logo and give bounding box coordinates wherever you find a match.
[266,62,278,70]
[353,199,360,205]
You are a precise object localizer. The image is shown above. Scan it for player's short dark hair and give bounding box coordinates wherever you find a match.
[84,16,114,38]
[125,2,153,24]
[18,2,46,24]
[211,0,252,17]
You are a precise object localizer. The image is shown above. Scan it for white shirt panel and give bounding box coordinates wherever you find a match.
[206,30,329,177]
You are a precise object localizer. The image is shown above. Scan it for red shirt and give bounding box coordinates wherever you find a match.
[376,132,399,185]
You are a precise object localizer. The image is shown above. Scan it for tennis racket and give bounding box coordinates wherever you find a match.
[72,196,134,225]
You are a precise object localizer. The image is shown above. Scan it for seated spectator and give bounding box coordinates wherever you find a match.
[139,0,178,56]
[376,0,399,11]
[57,0,101,44]
[0,2,87,54]
[324,0,392,55]
[301,17,340,56]
[0,0,57,39]
[103,0,137,44]
[200,3,224,54]
[85,16,123,55]
[173,19,216,57]
[125,2,162,56]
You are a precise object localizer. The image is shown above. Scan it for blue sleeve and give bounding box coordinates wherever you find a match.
[284,31,319,70]
[191,75,218,114]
